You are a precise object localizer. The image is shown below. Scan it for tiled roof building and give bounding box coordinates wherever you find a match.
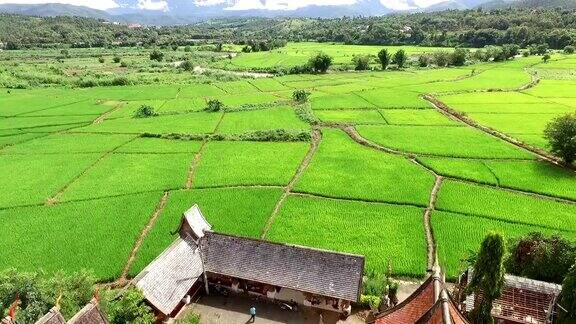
[372,268,469,324]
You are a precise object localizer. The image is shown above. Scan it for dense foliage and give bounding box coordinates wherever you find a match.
[2,7,576,49]
[558,263,576,323]
[308,52,333,73]
[467,232,506,324]
[100,288,155,324]
[0,269,94,323]
[544,112,576,165]
[505,233,576,284]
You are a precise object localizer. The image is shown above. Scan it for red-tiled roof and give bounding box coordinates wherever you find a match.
[372,269,469,324]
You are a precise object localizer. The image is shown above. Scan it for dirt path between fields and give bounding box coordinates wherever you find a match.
[423,95,574,171]
[186,141,208,189]
[261,128,322,239]
[424,176,443,270]
[93,102,124,124]
[119,191,170,283]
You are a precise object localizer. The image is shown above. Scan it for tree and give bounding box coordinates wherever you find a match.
[292,90,310,103]
[101,288,154,324]
[433,51,450,67]
[179,60,194,71]
[113,55,121,63]
[418,54,430,67]
[542,53,551,63]
[565,45,576,54]
[393,50,408,68]
[467,232,506,324]
[353,55,371,71]
[205,99,224,112]
[149,50,164,62]
[308,52,332,73]
[558,263,576,323]
[133,105,157,118]
[544,113,576,165]
[378,49,391,70]
[505,232,576,283]
[451,48,468,66]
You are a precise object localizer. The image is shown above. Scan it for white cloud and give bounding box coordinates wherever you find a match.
[2,0,447,11]
[0,0,118,10]
[137,0,169,10]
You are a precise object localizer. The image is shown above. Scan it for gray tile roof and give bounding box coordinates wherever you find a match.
[134,238,204,315]
[67,299,108,324]
[36,307,65,324]
[200,232,365,301]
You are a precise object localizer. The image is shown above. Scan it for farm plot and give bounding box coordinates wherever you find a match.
[356,125,533,159]
[59,152,192,201]
[21,100,114,117]
[116,137,203,153]
[77,112,223,135]
[2,133,134,154]
[129,187,283,276]
[294,129,435,206]
[0,192,163,280]
[0,153,101,208]
[379,109,459,126]
[0,89,87,116]
[314,109,386,124]
[0,132,48,148]
[217,107,310,134]
[159,98,206,113]
[418,158,576,200]
[310,93,376,110]
[193,141,309,188]
[523,80,576,98]
[268,195,427,277]
[355,88,430,109]
[432,211,574,279]
[435,180,576,232]
[0,115,96,131]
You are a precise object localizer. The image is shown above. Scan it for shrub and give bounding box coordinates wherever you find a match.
[133,105,157,118]
[542,53,551,62]
[111,76,131,86]
[308,52,333,73]
[360,295,381,310]
[502,44,520,59]
[363,270,389,296]
[433,51,450,67]
[522,51,530,57]
[451,48,468,66]
[184,46,192,52]
[378,48,391,70]
[544,112,576,164]
[175,312,201,324]
[292,90,310,103]
[393,49,408,68]
[98,57,105,63]
[289,64,312,74]
[101,288,154,324]
[149,50,164,62]
[77,78,98,88]
[120,61,128,68]
[113,56,121,63]
[171,44,179,51]
[505,232,576,283]
[353,55,371,71]
[418,54,430,67]
[564,45,575,54]
[180,60,194,71]
[205,99,224,112]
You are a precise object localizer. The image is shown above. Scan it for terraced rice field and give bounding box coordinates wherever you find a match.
[1,53,576,282]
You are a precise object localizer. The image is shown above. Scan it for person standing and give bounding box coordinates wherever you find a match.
[249,306,256,323]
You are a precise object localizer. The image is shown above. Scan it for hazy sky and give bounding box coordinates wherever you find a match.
[0,0,446,11]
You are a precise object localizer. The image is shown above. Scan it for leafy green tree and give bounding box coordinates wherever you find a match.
[393,50,408,68]
[149,50,164,62]
[542,53,551,62]
[353,55,371,70]
[451,48,468,66]
[467,232,506,324]
[308,52,332,73]
[565,45,576,54]
[101,288,154,324]
[433,51,450,67]
[544,113,576,164]
[133,105,157,118]
[205,99,224,112]
[292,90,310,103]
[558,263,576,323]
[378,49,391,70]
[505,232,576,283]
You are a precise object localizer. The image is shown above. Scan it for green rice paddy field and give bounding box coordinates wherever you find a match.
[1,49,576,282]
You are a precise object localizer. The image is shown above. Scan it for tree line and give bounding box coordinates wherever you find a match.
[1,7,576,50]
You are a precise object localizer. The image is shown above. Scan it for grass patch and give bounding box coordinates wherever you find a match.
[217,107,310,134]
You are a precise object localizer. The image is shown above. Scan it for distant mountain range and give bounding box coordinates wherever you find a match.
[0,0,575,25]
